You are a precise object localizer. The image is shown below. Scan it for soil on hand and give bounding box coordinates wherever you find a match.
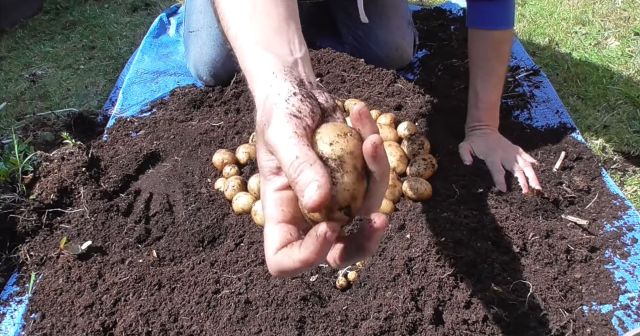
[3,8,627,336]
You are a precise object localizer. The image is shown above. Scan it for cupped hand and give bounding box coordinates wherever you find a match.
[458,128,541,193]
[255,79,390,277]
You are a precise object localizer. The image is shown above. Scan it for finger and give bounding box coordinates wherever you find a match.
[326,212,389,268]
[349,102,378,138]
[268,127,331,212]
[359,134,390,215]
[518,157,542,190]
[486,159,507,192]
[521,150,539,164]
[513,167,530,194]
[458,141,474,165]
[264,220,341,277]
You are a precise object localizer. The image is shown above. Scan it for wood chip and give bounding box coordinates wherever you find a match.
[553,151,566,172]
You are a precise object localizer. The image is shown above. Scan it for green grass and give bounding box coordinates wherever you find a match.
[0,0,173,131]
[1,0,639,208]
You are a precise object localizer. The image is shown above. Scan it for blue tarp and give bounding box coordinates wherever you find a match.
[2,1,639,335]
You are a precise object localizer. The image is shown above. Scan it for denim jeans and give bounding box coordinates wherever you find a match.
[184,0,417,86]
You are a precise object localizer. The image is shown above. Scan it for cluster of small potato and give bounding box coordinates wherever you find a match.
[339,98,437,216]
[335,261,365,290]
[211,134,265,227]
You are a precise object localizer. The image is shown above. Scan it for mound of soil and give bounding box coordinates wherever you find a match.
[4,7,627,336]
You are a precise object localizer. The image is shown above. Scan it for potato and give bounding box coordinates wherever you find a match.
[249,132,257,145]
[385,173,402,203]
[232,191,256,215]
[378,124,401,143]
[370,109,382,121]
[343,98,363,115]
[383,141,408,175]
[214,177,226,192]
[212,149,237,171]
[406,154,438,180]
[251,199,265,227]
[235,143,256,165]
[336,276,349,290]
[224,176,246,200]
[377,113,396,127]
[379,198,395,215]
[248,173,260,198]
[222,164,240,178]
[402,177,433,201]
[401,135,431,159]
[346,270,359,283]
[397,121,417,139]
[305,122,367,224]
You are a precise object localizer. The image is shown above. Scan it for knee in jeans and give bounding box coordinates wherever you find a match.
[379,39,415,69]
[186,54,237,87]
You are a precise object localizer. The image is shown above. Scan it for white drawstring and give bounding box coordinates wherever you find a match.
[357,0,369,23]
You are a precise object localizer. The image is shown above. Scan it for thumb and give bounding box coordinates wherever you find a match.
[268,129,331,212]
[458,141,474,165]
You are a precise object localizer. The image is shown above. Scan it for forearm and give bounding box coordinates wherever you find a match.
[214,0,315,105]
[466,29,513,132]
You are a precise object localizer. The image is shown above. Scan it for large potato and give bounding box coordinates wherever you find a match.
[251,200,265,227]
[235,144,256,165]
[377,113,396,127]
[344,98,363,116]
[232,192,256,215]
[383,141,408,175]
[402,177,433,201]
[370,109,382,121]
[378,124,401,143]
[247,173,260,199]
[379,198,395,215]
[224,176,246,200]
[401,135,431,159]
[385,172,403,203]
[304,122,367,224]
[406,154,438,180]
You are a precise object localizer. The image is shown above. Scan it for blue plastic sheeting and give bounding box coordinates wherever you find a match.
[2,1,639,335]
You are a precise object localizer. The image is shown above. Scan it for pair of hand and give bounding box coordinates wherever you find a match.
[255,82,541,277]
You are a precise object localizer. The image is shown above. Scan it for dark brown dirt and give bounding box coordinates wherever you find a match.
[2,7,628,336]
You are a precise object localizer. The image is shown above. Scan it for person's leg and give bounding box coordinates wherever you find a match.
[327,0,417,70]
[183,0,238,86]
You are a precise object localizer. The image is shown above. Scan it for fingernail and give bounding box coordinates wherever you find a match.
[463,160,471,165]
[304,181,320,209]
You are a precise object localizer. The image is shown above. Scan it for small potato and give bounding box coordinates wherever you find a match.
[222,164,240,178]
[402,177,433,201]
[224,176,246,200]
[385,173,402,203]
[214,177,226,192]
[235,143,256,165]
[406,154,438,180]
[346,271,359,283]
[379,198,395,215]
[383,141,408,175]
[248,173,260,198]
[397,121,418,139]
[212,149,237,171]
[249,132,257,144]
[336,276,349,290]
[370,109,382,121]
[251,199,265,227]
[232,191,256,215]
[378,124,401,143]
[344,98,363,115]
[355,260,365,269]
[377,113,396,127]
[401,136,431,159]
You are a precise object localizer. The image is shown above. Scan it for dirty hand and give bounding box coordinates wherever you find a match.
[255,79,390,277]
[458,127,541,193]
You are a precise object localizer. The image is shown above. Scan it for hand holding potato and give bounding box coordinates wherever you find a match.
[254,84,389,277]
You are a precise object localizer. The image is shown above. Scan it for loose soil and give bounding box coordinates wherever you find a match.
[2,7,629,336]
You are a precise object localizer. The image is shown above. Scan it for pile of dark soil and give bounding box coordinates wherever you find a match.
[2,7,627,336]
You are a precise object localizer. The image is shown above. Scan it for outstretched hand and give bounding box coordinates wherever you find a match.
[458,128,541,193]
[255,80,390,277]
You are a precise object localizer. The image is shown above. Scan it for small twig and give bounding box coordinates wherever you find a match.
[223,73,237,98]
[553,151,567,172]
[516,70,535,79]
[561,214,589,227]
[510,280,534,308]
[585,192,599,209]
